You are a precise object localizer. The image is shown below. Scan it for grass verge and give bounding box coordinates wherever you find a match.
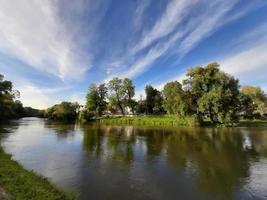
[0,146,75,200]
[98,115,198,127]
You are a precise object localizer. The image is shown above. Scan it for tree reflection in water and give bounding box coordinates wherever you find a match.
[79,124,266,199]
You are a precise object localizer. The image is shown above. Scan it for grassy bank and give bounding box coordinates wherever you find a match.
[98,115,198,127]
[97,115,267,127]
[0,146,74,200]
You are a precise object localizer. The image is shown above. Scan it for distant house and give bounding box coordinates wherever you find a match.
[77,104,86,113]
[106,105,133,115]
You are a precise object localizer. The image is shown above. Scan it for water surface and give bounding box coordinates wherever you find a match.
[1,118,267,200]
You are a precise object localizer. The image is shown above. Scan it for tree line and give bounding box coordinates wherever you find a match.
[0,74,44,121]
[1,62,267,125]
[81,62,267,125]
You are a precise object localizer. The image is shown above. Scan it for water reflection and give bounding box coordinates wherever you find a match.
[78,125,267,199]
[1,118,267,200]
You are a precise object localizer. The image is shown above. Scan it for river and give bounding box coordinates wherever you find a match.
[1,117,267,200]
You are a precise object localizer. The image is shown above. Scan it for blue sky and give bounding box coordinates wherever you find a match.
[0,0,267,109]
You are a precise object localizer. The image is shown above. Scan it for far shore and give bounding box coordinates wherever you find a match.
[88,115,267,127]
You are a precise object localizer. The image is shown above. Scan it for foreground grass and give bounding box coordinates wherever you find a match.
[98,115,198,127]
[0,146,75,200]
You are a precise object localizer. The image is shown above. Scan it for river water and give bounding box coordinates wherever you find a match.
[1,117,267,200]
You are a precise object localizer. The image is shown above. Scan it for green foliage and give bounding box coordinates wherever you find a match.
[238,93,256,119]
[136,99,146,114]
[183,63,240,125]
[241,85,267,116]
[99,115,198,127]
[123,78,136,113]
[0,146,74,200]
[0,74,16,120]
[108,77,136,114]
[45,102,78,121]
[0,74,43,121]
[108,78,126,114]
[78,109,95,123]
[163,81,187,115]
[145,85,164,114]
[86,83,107,116]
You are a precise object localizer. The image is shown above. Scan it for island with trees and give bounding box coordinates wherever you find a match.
[77,62,267,127]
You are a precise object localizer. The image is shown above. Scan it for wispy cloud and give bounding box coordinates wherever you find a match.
[219,21,267,83]
[133,0,151,31]
[0,0,90,80]
[220,44,267,83]
[132,0,198,53]
[116,0,243,80]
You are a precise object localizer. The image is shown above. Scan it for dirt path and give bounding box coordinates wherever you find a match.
[0,187,11,200]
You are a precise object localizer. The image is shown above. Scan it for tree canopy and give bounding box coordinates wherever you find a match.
[45,102,78,121]
[241,86,267,116]
[182,63,241,125]
[86,83,107,116]
[0,74,43,120]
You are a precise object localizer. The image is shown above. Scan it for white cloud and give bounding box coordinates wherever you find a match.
[177,0,239,56]
[118,0,242,79]
[16,82,73,109]
[133,0,198,53]
[133,0,151,31]
[220,44,267,82]
[18,84,54,109]
[0,0,90,80]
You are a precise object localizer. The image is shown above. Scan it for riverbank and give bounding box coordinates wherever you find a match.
[0,145,74,200]
[97,115,198,127]
[96,115,267,127]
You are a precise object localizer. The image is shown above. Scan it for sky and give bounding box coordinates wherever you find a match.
[0,0,267,109]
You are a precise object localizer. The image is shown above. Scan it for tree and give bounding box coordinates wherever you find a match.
[108,78,136,115]
[13,100,24,117]
[98,83,108,115]
[45,102,78,121]
[145,85,154,114]
[163,81,186,115]
[183,63,240,125]
[123,78,136,114]
[238,93,256,118]
[86,83,107,116]
[145,85,164,114]
[240,86,267,116]
[153,91,164,114]
[0,74,16,120]
[108,78,125,115]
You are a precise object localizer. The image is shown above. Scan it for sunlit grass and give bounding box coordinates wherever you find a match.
[98,115,198,127]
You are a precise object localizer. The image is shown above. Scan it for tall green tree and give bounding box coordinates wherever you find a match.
[183,63,240,125]
[108,78,125,115]
[163,81,186,115]
[238,93,256,118]
[123,78,136,113]
[240,86,267,116]
[86,83,107,116]
[0,74,16,119]
[108,78,136,115]
[145,85,164,114]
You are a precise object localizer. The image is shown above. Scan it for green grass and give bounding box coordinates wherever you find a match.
[98,115,198,127]
[238,119,267,127]
[0,146,75,200]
